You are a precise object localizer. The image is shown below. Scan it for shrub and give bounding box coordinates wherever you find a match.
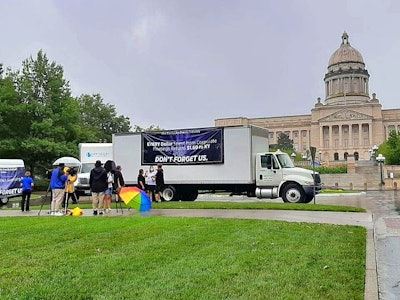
[304,165,347,174]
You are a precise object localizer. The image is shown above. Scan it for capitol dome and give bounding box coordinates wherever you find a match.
[324,32,370,106]
[328,32,364,66]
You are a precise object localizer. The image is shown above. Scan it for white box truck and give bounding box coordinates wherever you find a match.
[0,159,25,205]
[112,126,322,203]
[75,143,113,196]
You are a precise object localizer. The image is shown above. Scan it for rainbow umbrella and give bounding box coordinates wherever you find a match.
[119,186,152,212]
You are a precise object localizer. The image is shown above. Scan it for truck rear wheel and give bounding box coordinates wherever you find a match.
[282,183,305,203]
[0,197,9,206]
[162,186,177,201]
[182,189,198,201]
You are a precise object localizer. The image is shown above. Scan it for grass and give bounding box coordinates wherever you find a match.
[11,192,365,213]
[0,216,366,299]
[16,201,365,213]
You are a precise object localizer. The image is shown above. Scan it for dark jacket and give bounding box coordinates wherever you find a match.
[89,166,107,193]
[114,170,125,187]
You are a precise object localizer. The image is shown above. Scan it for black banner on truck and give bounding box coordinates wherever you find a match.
[142,128,224,165]
[0,167,24,198]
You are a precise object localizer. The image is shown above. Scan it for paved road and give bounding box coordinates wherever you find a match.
[2,191,399,299]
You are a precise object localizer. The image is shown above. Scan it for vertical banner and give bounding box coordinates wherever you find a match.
[0,167,25,198]
[142,128,224,165]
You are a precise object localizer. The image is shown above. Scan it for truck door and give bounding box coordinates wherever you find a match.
[256,154,282,187]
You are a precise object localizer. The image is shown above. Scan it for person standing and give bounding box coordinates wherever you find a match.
[155,164,164,202]
[114,165,125,202]
[89,160,107,216]
[104,170,114,214]
[63,167,78,210]
[145,166,156,202]
[50,163,68,216]
[20,171,34,212]
[137,169,146,190]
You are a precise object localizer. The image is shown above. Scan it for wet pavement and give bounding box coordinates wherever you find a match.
[2,191,399,300]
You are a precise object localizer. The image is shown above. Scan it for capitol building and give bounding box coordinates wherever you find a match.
[215,32,400,162]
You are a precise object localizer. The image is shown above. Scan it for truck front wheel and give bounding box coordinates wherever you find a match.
[281,183,305,203]
[162,186,177,201]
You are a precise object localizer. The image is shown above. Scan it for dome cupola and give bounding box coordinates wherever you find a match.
[324,32,370,106]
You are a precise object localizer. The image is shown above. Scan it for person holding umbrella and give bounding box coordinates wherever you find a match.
[62,167,78,210]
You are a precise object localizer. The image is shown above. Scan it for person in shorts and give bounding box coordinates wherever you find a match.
[145,165,156,202]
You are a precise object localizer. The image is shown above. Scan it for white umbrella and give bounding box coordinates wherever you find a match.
[53,156,81,167]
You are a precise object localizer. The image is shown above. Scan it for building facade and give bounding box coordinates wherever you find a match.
[215,32,400,162]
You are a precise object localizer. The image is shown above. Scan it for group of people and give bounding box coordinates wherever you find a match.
[20,163,78,214]
[21,160,162,215]
[49,163,79,216]
[137,164,164,202]
[89,160,124,215]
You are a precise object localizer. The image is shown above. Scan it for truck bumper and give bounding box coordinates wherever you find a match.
[303,185,322,196]
[75,185,91,196]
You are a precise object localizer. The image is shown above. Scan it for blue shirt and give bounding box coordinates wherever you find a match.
[21,176,34,192]
[50,168,68,189]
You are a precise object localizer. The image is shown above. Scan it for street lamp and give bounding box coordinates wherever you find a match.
[376,153,385,185]
[371,144,378,165]
[291,153,296,162]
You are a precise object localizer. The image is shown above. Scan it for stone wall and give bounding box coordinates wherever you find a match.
[320,163,399,191]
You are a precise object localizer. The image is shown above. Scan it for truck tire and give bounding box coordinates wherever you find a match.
[304,194,314,203]
[162,186,177,201]
[179,189,198,201]
[281,183,305,203]
[0,197,8,205]
[185,189,198,201]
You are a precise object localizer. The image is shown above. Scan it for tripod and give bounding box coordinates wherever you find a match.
[114,190,123,214]
[38,184,51,216]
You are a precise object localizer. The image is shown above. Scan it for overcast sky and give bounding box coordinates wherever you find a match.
[1,0,400,130]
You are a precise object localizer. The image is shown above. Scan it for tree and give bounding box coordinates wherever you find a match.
[276,132,294,151]
[133,124,163,132]
[76,93,131,142]
[1,50,81,173]
[380,130,400,165]
[0,50,132,174]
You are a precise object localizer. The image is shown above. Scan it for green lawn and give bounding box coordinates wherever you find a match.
[16,195,365,213]
[0,216,366,299]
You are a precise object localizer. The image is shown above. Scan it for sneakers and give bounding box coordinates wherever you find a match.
[93,211,98,216]
[54,212,64,216]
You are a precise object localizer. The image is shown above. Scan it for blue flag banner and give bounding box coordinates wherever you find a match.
[142,128,224,165]
[0,167,24,197]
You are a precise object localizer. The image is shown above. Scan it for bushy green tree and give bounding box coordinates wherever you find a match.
[76,93,131,142]
[0,51,132,174]
[276,132,294,151]
[380,130,400,165]
[133,124,163,132]
[1,51,80,173]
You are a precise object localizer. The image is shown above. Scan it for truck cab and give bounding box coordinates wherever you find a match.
[255,150,322,203]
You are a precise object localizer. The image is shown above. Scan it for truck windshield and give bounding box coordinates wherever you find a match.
[276,154,295,168]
